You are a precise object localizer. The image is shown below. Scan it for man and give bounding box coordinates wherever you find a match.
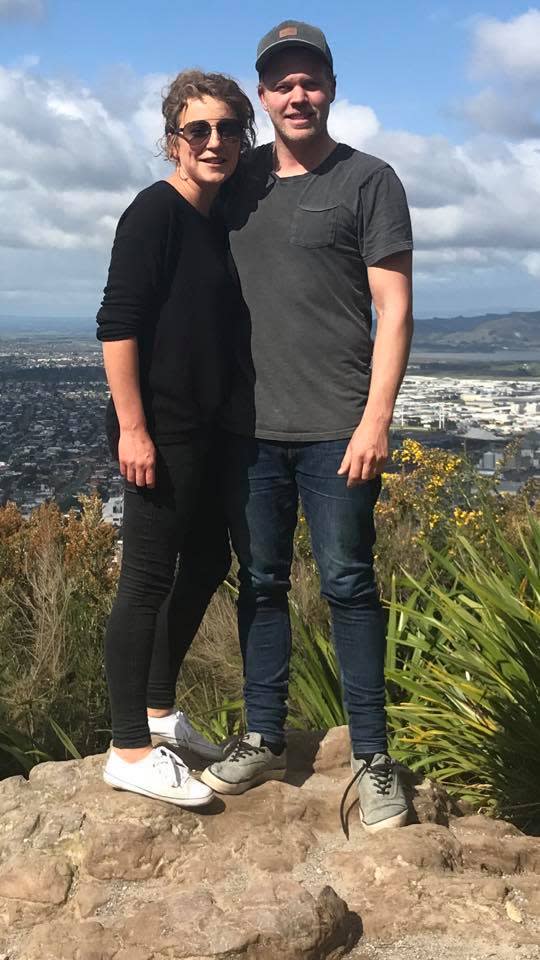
[201,21,414,833]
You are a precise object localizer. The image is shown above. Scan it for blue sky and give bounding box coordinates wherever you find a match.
[1,0,527,135]
[1,0,539,317]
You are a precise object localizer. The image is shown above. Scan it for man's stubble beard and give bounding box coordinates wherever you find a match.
[273,114,328,148]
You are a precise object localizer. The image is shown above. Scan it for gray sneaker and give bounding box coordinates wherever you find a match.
[148,710,224,762]
[340,753,408,836]
[200,732,286,795]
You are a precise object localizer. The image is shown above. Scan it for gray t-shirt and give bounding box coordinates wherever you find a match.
[221,143,413,441]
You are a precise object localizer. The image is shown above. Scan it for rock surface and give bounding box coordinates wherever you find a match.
[0,725,538,959]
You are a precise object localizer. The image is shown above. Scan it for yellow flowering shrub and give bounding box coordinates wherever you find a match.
[374,439,538,594]
[377,439,473,543]
[373,440,495,594]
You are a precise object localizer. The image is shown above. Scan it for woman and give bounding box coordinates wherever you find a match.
[97,71,255,806]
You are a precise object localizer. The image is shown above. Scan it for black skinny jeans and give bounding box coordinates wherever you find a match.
[105,430,231,748]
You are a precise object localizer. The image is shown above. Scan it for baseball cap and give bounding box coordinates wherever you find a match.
[256,20,333,74]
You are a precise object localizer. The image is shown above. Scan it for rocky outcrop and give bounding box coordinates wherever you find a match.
[0,726,539,959]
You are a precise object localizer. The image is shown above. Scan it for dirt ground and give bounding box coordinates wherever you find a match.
[349,936,539,960]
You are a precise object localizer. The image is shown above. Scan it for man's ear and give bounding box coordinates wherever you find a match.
[258,82,269,113]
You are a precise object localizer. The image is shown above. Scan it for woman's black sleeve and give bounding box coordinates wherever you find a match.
[96,191,168,342]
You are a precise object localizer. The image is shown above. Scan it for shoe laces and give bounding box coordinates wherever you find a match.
[339,754,394,840]
[225,736,265,763]
[152,745,190,787]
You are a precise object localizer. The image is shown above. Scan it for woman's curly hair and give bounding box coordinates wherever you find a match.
[160,69,256,161]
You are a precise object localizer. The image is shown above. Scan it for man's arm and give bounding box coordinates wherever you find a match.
[338,250,413,487]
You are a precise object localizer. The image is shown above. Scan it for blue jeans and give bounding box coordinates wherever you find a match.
[222,432,387,755]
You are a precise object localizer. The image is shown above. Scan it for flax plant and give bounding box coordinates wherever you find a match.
[386,512,540,828]
[288,601,347,730]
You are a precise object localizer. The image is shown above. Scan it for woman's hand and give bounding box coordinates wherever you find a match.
[101,340,155,488]
[118,426,156,488]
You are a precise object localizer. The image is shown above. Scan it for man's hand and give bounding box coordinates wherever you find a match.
[337,250,412,488]
[118,426,156,488]
[337,418,389,487]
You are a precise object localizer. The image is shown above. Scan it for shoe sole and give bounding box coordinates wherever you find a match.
[103,771,214,808]
[150,732,223,762]
[361,809,409,833]
[200,767,286,795]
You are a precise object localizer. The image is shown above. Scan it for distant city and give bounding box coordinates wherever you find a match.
[395,375,539,436]
[0,331,120,516]
[0,312,539,525]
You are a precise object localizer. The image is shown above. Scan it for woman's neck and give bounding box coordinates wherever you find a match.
[167,169,218,216]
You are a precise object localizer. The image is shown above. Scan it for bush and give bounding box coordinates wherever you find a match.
[0,496,117,773]
[386,509,540,830]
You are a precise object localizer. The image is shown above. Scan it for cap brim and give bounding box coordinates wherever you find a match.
[256,38,331,73]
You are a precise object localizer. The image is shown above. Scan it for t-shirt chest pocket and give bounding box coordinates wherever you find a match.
[289,203,339,248]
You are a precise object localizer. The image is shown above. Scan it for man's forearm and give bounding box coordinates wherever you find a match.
[362,310,413,427]
[337,251,412,484]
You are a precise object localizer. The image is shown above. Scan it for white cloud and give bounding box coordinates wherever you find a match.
[364,130,479,209]
[460,10,540,141]
[404,136,540,252]
[0,0,43,20]
[472,9,540,82]
[328,100,380,144]
[1,44,540,315]
[461,88,540,139]
[131,73,171,155]
[523,252,540,277]
[0,64,161,254]
[0,66,158,191]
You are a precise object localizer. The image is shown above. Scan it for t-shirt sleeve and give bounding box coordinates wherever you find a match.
[357,166,413,266]
[96,190,169,342]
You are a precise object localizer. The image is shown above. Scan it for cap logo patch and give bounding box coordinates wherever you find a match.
[279,27,298,37]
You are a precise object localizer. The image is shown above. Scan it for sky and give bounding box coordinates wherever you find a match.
[0,0,539,318]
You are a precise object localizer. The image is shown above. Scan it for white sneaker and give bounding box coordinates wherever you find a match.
[147,710,224,762]
[103,745,214,808]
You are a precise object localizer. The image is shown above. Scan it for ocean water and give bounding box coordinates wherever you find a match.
[410,349,540,364]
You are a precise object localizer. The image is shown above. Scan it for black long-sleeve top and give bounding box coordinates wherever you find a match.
[96,180,238,448]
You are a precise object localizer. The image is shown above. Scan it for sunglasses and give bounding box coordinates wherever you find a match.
[171,118,244,146]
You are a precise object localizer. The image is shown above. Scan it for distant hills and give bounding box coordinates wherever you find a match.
[0,309,539,350]
[413,310,540,350]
